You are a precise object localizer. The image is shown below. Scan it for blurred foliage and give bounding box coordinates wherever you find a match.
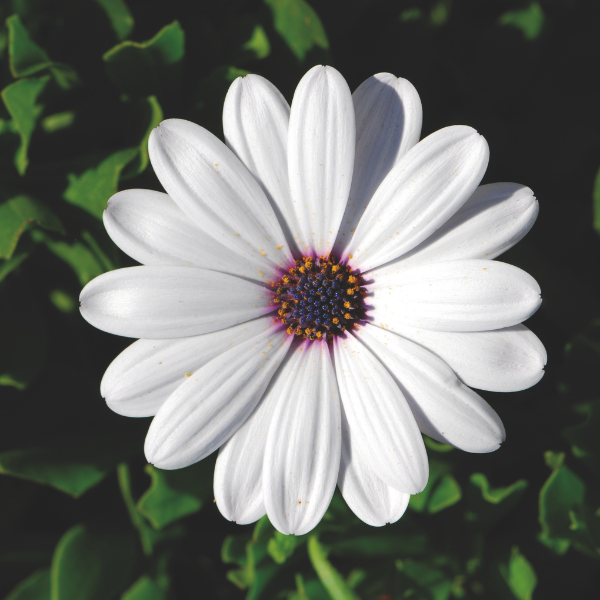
[1,0,600,599]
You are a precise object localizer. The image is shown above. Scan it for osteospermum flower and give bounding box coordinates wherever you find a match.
[80,66,546,535]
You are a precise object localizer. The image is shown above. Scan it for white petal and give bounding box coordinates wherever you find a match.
[288,66,355,256]
[263,341,341,535]
[355,324,505,452]
[144,325,292,469]
[214,385,275,524]
[333,332,428,494]
[370,183,538,272]
[368,259,541,332]
[338,404,410,526]
[344,126,489,272]
[148,119,293,278]
[103,189,266,282]
[336,73,422,248]
[101,317,273,417]
[79,266,275,339]
[380,322,546,393]
[223,75,300,255]
[214,342,299,525]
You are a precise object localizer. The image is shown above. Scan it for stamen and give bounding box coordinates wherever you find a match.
[271,255,366,342]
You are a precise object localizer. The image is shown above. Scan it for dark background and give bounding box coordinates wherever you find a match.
[1,1,600,599]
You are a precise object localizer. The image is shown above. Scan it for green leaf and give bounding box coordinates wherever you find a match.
[0,249,30,283]
[307,536,358,600]
[0,195,63,259]
[0,285,47,390]
[498,2,544,40]
[136,461,212,529]
[246,564,280,600]
[470,473,528,504]
[396,559,452,600]
[120,576,167,600]
[400,8,423,22]
[424,436,454,453]
[32,230,106,286]
[253,514,276,543]
[63,148,138,218]
[223,517,279,598]
[428,475,462,514]
[409,459,449,513]
[563,400,600,474]
[222,535,249,567]
[500,547,537,600]
[94,0,134,41]
[117,463,163,557]
[593,166,600,235]
[242,24,271,60]
[290,575,329,600]
[6,15,78,88]
[40,111,75,134]
[538,451,599,556]
[0,438,138,497]
[6,15,49,77]
[268,530,298,564]
[121,95,163,178]
[5,568,50,600]
[50,524,137,600]
[0,116,18,135]
[49,289,77,313]
[466,474,528,531]
[430,0,451,27]
[264,0,329,61]
[1,76,49,175]
[103,21,185,97]
[540,451,585,541]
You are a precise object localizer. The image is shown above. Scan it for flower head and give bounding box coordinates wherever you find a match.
[80,66,545,534]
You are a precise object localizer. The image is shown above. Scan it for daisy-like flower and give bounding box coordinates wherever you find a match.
[80,66,545,535]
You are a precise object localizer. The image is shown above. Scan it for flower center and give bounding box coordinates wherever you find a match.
[272,255,366,341]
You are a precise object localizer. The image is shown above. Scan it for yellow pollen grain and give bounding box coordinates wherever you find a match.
[305,328,312,335]
[344,301,351,309]
[332,317,339,325]
[316,331,322,338]
[282,301,289,309]
[332,265,340,272]
[348,254,353,259]
[185,373,192,377]
[287,326,294,335]
[346,289,354,295]
[276,245,283,250]
[348,275,357,284]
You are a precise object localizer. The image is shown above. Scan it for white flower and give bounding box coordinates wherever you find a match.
[80,66,546,535]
